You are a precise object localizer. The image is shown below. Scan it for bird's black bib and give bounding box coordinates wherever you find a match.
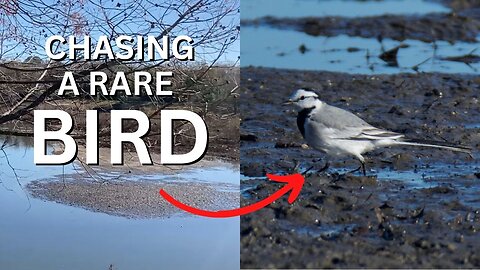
[297,106,315,138]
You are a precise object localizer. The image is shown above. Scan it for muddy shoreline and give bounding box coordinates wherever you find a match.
[28,177,239,219]
[241,173,480,268]
[240,67,480,268]
[242,0,480,43]
[243,12,480,43]
[24,146,240,218]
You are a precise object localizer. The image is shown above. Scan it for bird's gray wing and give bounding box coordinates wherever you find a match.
[309,103,370,129]
[351,127,404,140]
[310,104,404,140]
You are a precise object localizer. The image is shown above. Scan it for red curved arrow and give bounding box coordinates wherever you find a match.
[159,173,305,218]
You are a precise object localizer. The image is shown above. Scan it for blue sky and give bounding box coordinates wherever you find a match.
[1,0,239,64]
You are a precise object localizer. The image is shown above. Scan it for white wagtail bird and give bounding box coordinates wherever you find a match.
[285,88,472,176]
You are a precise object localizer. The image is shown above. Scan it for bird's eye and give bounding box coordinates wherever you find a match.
[300,96,305,100]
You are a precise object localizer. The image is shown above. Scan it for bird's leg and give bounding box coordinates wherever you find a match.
[301,166,314,175]
[360,161,366,176]
[318,161,330,173]
[311,158,330,174]
[302,160,330,175]
[299,158,330,175]
[292,160,314,175]
[348,166,361,174]
[348,159,367,176]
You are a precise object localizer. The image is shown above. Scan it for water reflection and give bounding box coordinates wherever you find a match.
[241,26,480,74]
[0,136,239,270]
[0,134,34,148]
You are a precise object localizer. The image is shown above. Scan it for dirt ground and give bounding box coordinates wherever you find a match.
[240,67,480,268]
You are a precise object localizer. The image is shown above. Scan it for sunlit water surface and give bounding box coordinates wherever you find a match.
[0,137,239,270]
[242,27,480,74]
[241,0,450,20]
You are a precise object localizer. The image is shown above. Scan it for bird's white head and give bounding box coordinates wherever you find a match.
[286,88,322,109]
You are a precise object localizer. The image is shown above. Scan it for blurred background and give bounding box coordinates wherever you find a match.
[242,0,479,73]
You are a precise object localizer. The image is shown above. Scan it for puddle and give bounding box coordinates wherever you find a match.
[241,0,450,20]
[240,174,263,181]
[249,161,479,190]
[240,174,264,199]
[241,26,480,74]
[331,162,479,188]
[285,222,357,240]
[371,162,478,188]
[464,123,480,129]
[0,137,239,270]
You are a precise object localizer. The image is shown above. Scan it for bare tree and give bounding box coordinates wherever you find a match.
[0,0,240,128]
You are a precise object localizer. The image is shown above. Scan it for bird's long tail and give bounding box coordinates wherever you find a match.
[395,138,473,156]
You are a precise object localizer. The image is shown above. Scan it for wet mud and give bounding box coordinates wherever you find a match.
[242,0,480,43]
[243,12,480,43]
[241,174,480,268]
[240,67,480,268]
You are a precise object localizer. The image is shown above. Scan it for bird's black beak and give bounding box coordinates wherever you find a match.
[283,100,293,106]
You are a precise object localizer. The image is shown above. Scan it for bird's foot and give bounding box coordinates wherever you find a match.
[348,166,361,174]
[301,166,314,175]
[303,161,330,176]
[291,160,330,176]
[292,160,313,175]
[318,162,330,173]
[347,164,367,176]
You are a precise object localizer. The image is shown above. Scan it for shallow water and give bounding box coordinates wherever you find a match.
[135,164,240,186]
[464,123,480,129]
[282,221,357,240]
[240,160,479,191]
[374,163,478,185]
[0,137,239,270]
[241,26,480,74]
[241,0,450,20]
[347,162,479,188]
